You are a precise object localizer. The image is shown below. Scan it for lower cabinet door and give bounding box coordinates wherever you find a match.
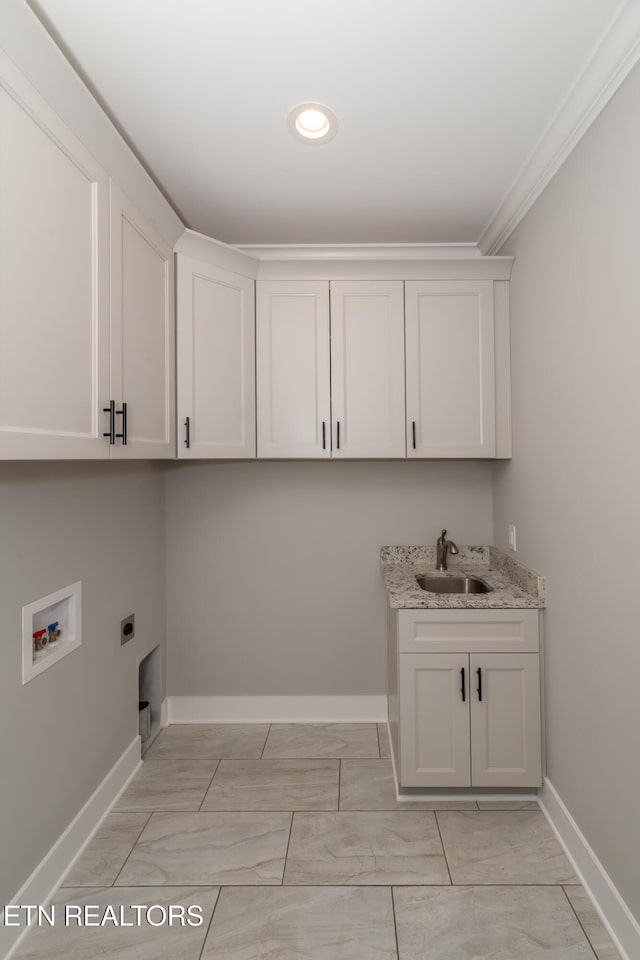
[399,653,471,787]
[470,653,542,787]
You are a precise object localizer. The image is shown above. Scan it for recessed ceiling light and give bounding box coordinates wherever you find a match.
[287,102,338,144]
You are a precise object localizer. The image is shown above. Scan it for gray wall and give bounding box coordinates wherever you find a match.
[0,462,166,907]
[165,460,493,695]
[493,64,640,921]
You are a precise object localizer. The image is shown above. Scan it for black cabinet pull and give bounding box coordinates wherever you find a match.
[116,402,128,445]
[336,421,340,450]
[412,420,416,449]
[184,416,191,449]
[322,421,326,450]
[460,667,466,702]
[477,667,483,702]
[103,400,115,445]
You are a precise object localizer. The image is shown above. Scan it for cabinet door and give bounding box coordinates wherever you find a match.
[330,281,405,458]
[256,281,330,458]
[0,54,109,458]
[177,256,255,459]
[399,653,470,787]
[405,280,495,458]
[110,181,174,459]
[470,653,542,787]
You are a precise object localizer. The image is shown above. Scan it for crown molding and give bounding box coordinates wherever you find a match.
[478,0,640,255]
[175,228,259,278]
[235,242,481,260]
[176,233,513,279]
[254,257,513,281]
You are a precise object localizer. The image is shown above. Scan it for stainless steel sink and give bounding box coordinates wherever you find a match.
[416,576,493,594]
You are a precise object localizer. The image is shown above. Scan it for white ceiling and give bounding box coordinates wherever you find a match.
[28,0,635,248]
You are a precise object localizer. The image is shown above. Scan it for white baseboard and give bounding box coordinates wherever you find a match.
[160,697,169,727]
[539,778,639,960]
[1,736,141,960]
[167,695,388,724]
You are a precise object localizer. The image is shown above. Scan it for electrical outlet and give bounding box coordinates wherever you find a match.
[120,614,135,645]
[508,524,517,552]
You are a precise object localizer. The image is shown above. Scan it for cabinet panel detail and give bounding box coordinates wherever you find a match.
[399,653,470,787]
[0,73,109,458]
[110,181,174,458]
[177,257,255,459]
[330,281,405,458]
[398,608,539,654]
[406,280,495,458]
[256,281,330,458]
[470,653,542,788]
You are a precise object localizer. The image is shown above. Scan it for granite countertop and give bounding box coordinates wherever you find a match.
[381,545,545,609]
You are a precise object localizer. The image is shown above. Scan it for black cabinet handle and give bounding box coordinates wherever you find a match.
[184,416,191,449]
[103,400,115,445]
[322,421,326,450]
[412,420,416,449]
[460,667,466,702]
[116,402,128,445]
[336,421,340,450]
[477,667,483,702]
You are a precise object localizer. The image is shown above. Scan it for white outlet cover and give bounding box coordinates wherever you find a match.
[508,524,517,551]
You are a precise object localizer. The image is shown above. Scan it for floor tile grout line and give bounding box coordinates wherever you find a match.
[109,812,153,888]
[53,882,589,891]
[376,723,382,759]
[390,886,401,960]
[140,752,381,760]
[281,812,295,886]
[64,880,582,889]
[198,760,221,812]
[433,811,453,886]
[196,887,222,960]
[338,759,342,810]
[561,885,601,960]
[260,724,272,760]
[110,806,509,815]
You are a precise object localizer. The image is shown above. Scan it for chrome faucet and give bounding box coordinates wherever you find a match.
[436,529,459,571]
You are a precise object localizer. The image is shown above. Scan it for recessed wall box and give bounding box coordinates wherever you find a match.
[22,582,82,684]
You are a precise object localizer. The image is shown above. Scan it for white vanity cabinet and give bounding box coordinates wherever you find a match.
[256,280,406,458]
[389,608,542,788]
[177,256,256,459]
[405,280,496,458]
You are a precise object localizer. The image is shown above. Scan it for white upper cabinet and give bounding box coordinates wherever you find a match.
[110,182,175,459]
[330,281,405,458]
[177,256,256,459]
[256,280,405,459]
[405,280,496,458]
[257,281,330,458]
[0,55,110,459]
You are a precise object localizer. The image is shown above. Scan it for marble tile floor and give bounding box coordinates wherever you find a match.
[12,723,619,959]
